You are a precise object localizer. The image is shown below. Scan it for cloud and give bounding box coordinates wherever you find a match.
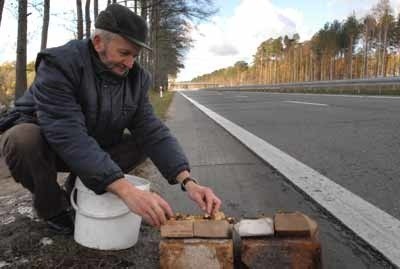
[278,14,296,30]
[177,0,306,81]
[176,0,400,81]
[209,43,238,56]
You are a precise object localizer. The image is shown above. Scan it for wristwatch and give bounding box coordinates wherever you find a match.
[180,177,198,191]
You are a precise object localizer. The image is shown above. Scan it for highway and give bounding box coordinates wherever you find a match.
[183,91,400,219]
[180,90,400,266]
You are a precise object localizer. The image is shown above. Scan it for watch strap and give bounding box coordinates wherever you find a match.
[181,177,198,191]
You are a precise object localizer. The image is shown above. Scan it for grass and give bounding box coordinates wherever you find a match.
[149,89,175,120]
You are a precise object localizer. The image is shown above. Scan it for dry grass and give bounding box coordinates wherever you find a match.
[149,90,175,120]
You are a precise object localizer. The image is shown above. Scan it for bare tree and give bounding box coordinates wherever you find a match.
[85,0,91,38]
[76,0,83,39]
[40,0,50,50]
[0,0,5,28]
[362,15,376,78]
[139,0,148,69]
[93,0,98,20]
[150,1,160,87]
[343,14,361,79]
[15,0,27,100]
[373,0,394,77]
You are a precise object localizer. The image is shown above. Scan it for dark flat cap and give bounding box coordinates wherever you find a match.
[95,4,151,50]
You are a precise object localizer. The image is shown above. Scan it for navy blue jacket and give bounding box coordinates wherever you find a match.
[4,39,190,194]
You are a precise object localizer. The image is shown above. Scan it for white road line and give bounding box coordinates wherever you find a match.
[180,92,400,267]
[284,100,328,106]
[235,95,248,98]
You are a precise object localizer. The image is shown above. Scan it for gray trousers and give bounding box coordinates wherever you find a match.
[0,123,146,220]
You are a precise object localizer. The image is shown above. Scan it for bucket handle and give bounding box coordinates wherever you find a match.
[70,187,131,219]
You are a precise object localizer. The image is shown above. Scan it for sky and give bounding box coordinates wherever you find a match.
[1,0,400,82]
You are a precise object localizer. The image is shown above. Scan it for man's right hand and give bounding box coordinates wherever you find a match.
[106,178,173,227]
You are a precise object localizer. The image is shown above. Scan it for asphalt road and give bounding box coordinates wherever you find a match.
[182,91,400,221]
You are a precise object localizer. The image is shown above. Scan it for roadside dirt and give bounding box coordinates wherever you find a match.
[0,159,164,268]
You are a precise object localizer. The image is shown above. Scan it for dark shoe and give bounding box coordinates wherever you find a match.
[46,208,75,235]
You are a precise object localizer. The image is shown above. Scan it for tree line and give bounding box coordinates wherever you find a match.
[0,0,215,106]
[192,0,400,86]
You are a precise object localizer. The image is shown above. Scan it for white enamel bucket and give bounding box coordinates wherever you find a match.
[70,174,150,250]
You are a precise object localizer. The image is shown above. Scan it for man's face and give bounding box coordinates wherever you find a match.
[93,34,141,76]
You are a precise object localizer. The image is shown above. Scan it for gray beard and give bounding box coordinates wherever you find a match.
[99,50,129,77]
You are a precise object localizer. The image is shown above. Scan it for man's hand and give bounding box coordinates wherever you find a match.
[107,178,173,227]
[185,181,222,215]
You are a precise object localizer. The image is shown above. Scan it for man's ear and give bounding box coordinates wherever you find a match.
[92,35,104,52]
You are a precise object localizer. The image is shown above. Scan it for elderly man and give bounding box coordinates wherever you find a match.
[0,4,221,234]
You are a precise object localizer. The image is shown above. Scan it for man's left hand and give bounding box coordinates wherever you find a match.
[185,182,222,215]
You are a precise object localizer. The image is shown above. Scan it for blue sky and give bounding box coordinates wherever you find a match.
[0,0,399,81]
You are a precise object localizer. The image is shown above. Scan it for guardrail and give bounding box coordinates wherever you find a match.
[202,77,400,93]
